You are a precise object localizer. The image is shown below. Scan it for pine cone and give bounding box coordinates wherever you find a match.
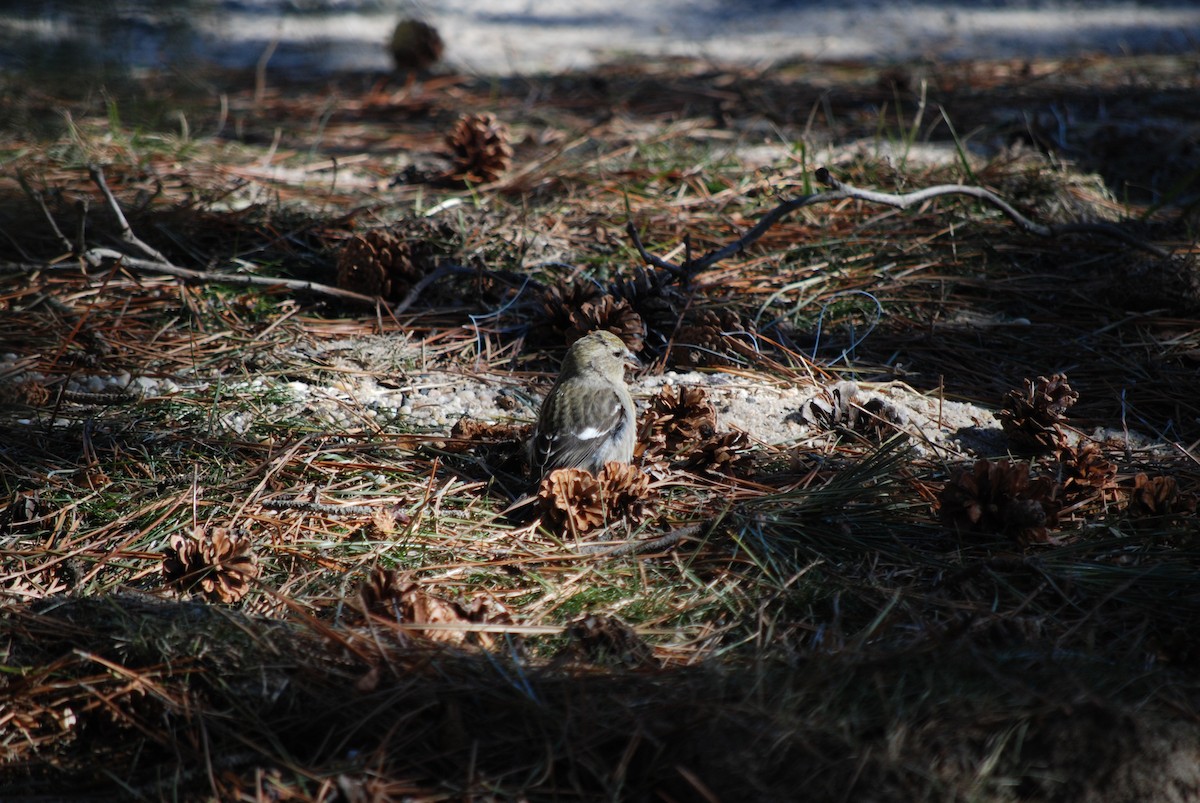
[162,527,258,603]
[608,266,687,351]
[536,462,656,535]
[799,381,908,439]
[0,490,47,535]
[672,308,752,367]
[366,505,413,539]
[389,18,443,73]
[639,385,717,457]
[0,378,51,406]
[446,113,513,184]
[358,567,414,618]
[1057,441,1117,500]
[1127,473,1197,517]
[443,418,531,453]
[855,396,909,438]
[439,418,531,476]
[999,374,1079,452]
[564,613,654,668]
[799,381,858,430]
[597,461,656,524]
[566,295,646,352]
[538,468,606,534]
[356,568,507,646]
[535,280,604,344]
[336,229,421,301]
[684,431,752,476]
[1,560,73,599]
[939,459,1062,546]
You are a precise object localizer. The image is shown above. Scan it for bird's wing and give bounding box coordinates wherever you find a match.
[532,381,631,475]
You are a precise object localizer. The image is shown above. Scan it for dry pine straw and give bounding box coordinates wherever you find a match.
[2,53,1200,799]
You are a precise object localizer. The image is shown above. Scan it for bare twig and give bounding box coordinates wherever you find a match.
[262,499,380,516]
[15,171,73,254]
[57,388,137,405]
[3,252,526,310]
[625,221,690,279]
[576,523,704,557]
[74,197,88,254]
[629,166,1169,282]
[392,263,461,315]
[70,248,383,306]
[814,167,1169,257]
[88,163,172,263]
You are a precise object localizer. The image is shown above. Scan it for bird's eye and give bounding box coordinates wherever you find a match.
[613,350,623,358]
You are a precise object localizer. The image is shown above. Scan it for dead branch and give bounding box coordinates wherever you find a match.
[814,168,1169,257]
[13,168,527,312]
[88,163,172,264]
[627,166,1169,283]
[16,171,73,254]
[576,522,704,557]
[73,248,383,305]
[262,499,380,516]
[12,167,380,306]
[392,263,465,315]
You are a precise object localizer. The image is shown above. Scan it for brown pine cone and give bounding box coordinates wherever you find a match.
[566,295,646,352]
[446,113,513,184]
[939,459,1062,546]
[389,18,444,73]
[162,527,258,603]
[639,385,717,457]
[999,374,1078,453]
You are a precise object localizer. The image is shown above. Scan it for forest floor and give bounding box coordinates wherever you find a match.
[2,50,1200,801]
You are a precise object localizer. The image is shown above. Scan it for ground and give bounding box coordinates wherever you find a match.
[2,49,1200,801]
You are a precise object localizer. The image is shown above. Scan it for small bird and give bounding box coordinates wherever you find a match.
[530,330,639,479]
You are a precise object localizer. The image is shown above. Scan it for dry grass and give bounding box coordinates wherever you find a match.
[2,52,1200,800]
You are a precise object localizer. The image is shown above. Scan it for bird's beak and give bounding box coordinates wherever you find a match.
[625,348,642,371]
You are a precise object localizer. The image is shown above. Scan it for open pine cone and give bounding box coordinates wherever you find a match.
[684,431,753,477]
[597,462,655,523]
[437,418,531,477]
[672,308,753,367]
[564,612,654,668]
[336,229,421,301]
[608,266,688,352]
[442,418,531,453]
[1127,473,1198,517]
[639,385,717,457]
[1057,441,1117,500]
[998,374,1079,452]
[534,280,603,345]
[536,462,656,535]
[446,112,513,184]
[939,459,1062,546]
[357,567,509,646]
[0,378,51,406]
[566,295,646,352]
[162,527,258,603]
[799,380,908,439]
[358,566,414,619]
[538,468,606,533]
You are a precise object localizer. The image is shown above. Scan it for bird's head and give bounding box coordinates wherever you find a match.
[562,330,640,380]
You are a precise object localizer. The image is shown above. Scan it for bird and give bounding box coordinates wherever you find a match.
[529,330,639,480]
